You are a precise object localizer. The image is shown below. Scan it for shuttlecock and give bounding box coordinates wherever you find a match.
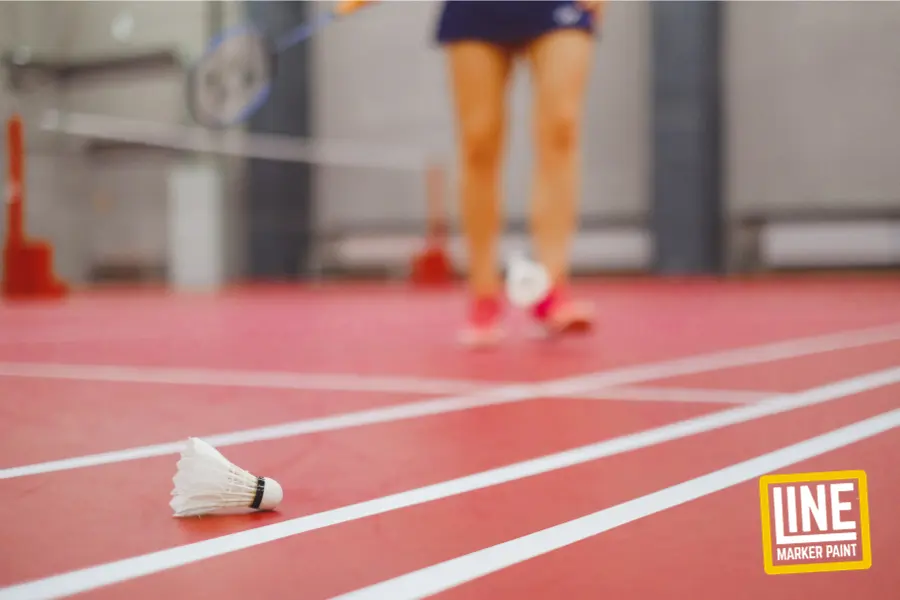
[505,252,551,308]
[170,437,283,517]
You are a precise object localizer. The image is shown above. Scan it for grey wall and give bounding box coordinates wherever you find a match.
[725,1,900,215]
[3,1,900,283]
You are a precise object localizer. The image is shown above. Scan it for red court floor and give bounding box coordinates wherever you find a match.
[0,277,898,599]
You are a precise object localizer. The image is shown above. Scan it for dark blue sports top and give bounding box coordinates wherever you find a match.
[435,0,596,47]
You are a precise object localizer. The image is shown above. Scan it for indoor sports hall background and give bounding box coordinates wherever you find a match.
[1,0,899,284]
[1,2,899,600]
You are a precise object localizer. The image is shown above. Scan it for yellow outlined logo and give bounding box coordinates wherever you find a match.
[760,470,871,574]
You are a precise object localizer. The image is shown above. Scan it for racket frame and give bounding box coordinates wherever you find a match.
[185,24,280,129]
[186,7,344,129]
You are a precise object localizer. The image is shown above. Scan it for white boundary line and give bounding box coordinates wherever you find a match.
[0,331,170,346]
[573,386,774,404]
[0,362,781,404]
[2,366,898,600]
[2,324,899,480]
[1,323,899,395]
[0,364,767,404]
[333,407,900,600]
[0,362,490,396]
[0,361,774,404]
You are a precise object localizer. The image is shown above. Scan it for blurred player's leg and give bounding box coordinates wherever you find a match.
[526,28,596,335]
[446,41,514,346]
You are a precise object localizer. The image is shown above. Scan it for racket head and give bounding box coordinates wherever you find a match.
[186,24,277,129]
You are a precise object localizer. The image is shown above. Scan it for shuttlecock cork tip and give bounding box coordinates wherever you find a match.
[252,476,283,511]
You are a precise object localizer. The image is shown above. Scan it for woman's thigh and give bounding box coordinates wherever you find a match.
[445,41,513,162]
[526,29,595,147]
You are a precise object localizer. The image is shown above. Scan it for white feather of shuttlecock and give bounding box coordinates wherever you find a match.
[505,252,551,308]
[170,437,283,517]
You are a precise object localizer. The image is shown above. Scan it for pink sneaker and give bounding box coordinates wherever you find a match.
[531,287,595,337]
[459,296,504,348]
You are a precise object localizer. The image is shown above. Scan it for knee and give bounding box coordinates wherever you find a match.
[459,117,503,172]
[537,108,580,158]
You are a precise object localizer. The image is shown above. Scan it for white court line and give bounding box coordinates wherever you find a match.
[573,386,774,404]
[0,362,773,404]
[1,322,899,396]
[0,332,157,346]
[0,328,178,346]
[2,323,899,481]
[0,361,771,406]
[333,408,900,600]
[1,366,898,600]
[0,363,490,396]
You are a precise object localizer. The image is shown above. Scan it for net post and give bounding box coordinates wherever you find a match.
[410,161,454,286]
[2,114,69,301]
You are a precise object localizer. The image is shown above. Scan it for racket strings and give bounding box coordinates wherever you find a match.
[189,8,344,127]
[191,31,273,126]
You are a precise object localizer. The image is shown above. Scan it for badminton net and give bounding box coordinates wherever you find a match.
[11,110,451,289]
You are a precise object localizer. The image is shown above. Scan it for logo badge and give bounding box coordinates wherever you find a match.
[760,470,871,574]
[553,5,582,26]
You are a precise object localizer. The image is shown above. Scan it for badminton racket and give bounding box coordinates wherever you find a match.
[186,1,372,129]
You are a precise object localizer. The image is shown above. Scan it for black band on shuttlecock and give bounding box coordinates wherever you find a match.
[250,477,265,509]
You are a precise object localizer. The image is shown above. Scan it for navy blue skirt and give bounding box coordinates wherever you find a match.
[435,0,596,47]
